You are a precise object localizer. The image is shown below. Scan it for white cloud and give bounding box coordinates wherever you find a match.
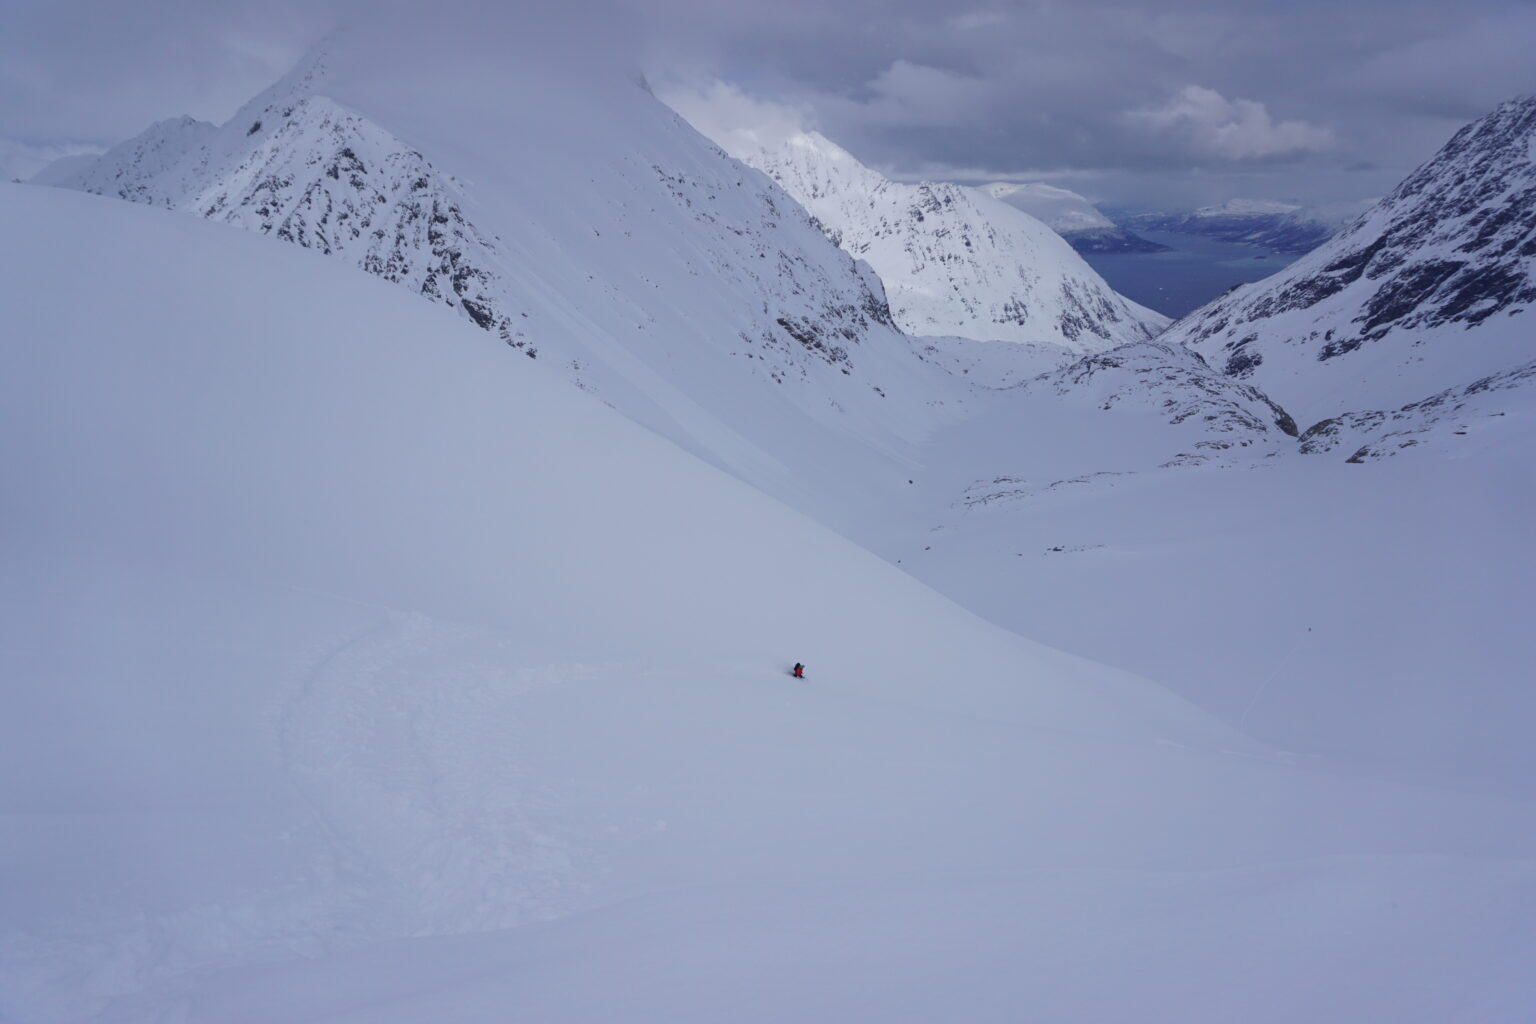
[657,79,815,156]
[1127,85,1335,161]
[0,138,103,182]
[949,10,1008,32]
[859,61,993,127]
[1349,10,1536,118]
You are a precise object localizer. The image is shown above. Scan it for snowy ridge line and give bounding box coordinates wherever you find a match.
[675,122,1168,351]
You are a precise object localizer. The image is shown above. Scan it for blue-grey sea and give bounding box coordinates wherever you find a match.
[1081,229,1300,320]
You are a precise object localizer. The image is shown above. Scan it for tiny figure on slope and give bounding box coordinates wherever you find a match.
[792,662,805,679]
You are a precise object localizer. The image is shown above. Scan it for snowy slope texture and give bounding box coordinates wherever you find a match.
[1297,358,1536,461]
[981,182,1170,254]
[691,128,1168,351]
[10,177,1536,1024]
[1165,93,1536,420]
[950,342,1299,509]
[43,43,962,524]
[1126,197,1368,255]
[1028,342,1298,445]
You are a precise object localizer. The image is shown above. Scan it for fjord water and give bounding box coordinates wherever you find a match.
[1082,229,1300,318]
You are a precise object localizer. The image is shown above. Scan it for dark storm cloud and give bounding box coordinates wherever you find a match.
[647,0,1535,179]
[3,0,1533,207]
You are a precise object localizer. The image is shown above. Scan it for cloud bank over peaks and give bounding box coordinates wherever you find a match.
[0,138,103,182]
[1126,85,1336,162]
[661,79,820,162]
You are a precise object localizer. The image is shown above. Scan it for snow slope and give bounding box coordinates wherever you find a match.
[40,44,963,536]
[1296,358,1536,460]
[981,181,1170,254]
[7,180,1536,1023]
[679,126,1168,351]
[1164,94,1536,422]
[870,324,1536,800]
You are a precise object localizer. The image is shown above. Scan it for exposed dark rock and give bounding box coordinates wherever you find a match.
[1165,93,1536,399]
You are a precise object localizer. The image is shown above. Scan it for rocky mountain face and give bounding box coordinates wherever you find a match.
[981,182,1170,254]
[1163,93,1536,434]
[684,129,1167,353]
[49,116,216,205]
[45,49,1531,486]
[40,44,972,520]
[192,95,530,350]
[49,64,527,349]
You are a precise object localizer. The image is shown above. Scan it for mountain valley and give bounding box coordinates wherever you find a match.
[6,34,1535,1024]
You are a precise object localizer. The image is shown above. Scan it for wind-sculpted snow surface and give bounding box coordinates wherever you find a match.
[696,130,1167,351]
[7,181,1536,1024]
[1167,94,1536,419]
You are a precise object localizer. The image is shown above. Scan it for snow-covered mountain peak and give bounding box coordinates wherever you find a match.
[725,129,888,207]
[785,129,862,167]
[43,42,980,525]
[675,113,1168,352]
[48,115,216,206]
[1164,91,1536,418]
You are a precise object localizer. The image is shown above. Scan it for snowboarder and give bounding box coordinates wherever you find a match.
[792,663,805,678]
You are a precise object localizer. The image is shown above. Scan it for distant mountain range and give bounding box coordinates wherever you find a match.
[1123,197,1376,255]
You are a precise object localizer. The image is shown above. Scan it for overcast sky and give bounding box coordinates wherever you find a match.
[3,0,1533,208]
